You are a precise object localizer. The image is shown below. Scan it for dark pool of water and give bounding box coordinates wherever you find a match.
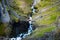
[9,20,29,38]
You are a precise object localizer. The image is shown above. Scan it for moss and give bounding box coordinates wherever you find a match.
[50,15,57,20]
[35,13,57,25]
[24,0,33,5]
[0,24,5,36]
[30,26,56,38]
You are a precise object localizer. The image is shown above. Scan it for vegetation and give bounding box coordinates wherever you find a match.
[31,26,56,38]
[0,0,60,40]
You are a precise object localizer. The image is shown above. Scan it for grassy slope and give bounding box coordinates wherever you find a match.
[10,0,33,17]
[31,26,56,38]
[30,0,60,38]
[0,0,60,38]
[0,24,5,36]
[33,0,60,25]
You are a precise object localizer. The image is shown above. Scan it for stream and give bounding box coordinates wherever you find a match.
[10,0,39,40]
[0,0,40,40]
[0,0,60,40]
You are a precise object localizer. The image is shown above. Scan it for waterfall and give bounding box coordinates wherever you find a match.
[10,0,40,40]
[31,0,41,13]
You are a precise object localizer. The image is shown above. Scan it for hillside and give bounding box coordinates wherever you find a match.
[0,0,60,40]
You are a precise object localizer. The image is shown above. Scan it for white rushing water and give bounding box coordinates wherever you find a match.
[11,15,33,40]
[10,0,40,40]
[31,0,41,13]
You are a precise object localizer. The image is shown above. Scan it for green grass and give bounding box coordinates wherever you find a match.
[36,0,52,10]
[24,0,32,5]
[50,14,57,20]
[0,24,5,36]
[30,26,56,38]
[35,13,57,25]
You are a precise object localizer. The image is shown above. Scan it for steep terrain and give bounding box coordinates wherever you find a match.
[0,0,60,40]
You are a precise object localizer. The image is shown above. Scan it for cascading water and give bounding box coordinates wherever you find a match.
[31,0,41,13]
[10,0,40,40]
[10,10,33,40]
